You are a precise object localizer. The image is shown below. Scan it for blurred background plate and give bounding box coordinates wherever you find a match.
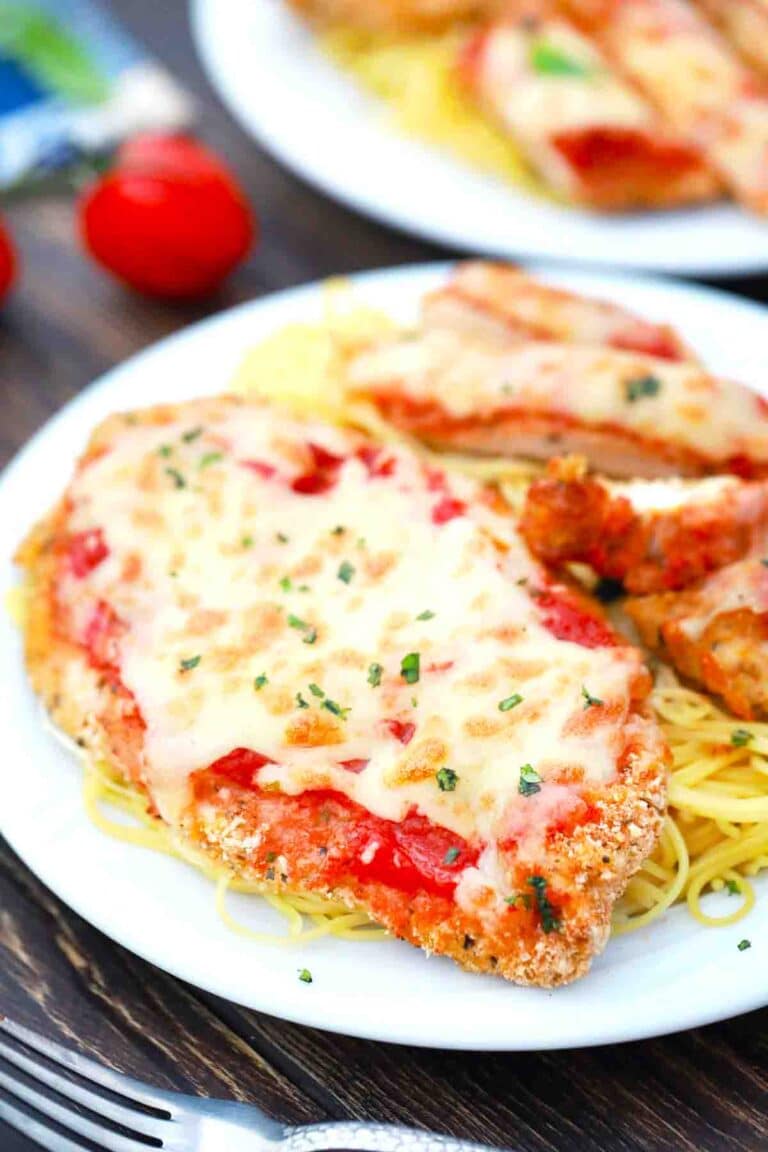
[191,0,768,277]
[2,263,768,1051]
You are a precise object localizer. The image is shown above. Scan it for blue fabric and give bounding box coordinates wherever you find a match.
[0,55,45,115]
[0,0,191,189]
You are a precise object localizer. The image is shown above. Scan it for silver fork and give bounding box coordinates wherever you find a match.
[0,1017,509,1152]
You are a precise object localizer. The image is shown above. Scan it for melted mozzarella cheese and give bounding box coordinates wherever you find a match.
[61,397,647,864]
[348,331,768,466]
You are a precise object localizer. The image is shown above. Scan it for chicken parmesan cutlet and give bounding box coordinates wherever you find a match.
[17,394,667,987]
[348,270,768,478]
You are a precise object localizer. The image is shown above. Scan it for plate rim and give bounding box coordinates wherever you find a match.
[3,260,768,1051]
[189,0,768,277]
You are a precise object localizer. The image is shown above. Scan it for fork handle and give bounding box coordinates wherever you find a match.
[281,1121,513,1152]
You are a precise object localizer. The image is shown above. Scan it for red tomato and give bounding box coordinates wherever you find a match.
[79,134,255,299]
[0,215,17,303]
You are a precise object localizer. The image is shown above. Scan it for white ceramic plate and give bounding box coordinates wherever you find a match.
[2,264,767,1050]
[190,0,768,276]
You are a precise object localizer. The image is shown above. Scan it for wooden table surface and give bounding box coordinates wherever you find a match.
[2,4,768,1150]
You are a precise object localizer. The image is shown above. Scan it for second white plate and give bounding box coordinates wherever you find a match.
[191,0,768,276]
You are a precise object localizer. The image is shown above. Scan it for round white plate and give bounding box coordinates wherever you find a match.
[2,264,767,1050]
[190,0,768,276]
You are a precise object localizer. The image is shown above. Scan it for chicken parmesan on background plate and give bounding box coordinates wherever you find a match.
[2,263,767,1049]
[191,0,768,275]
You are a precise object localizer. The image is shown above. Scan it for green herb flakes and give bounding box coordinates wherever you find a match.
[253,674,268,691]
[179,655,201,673]
[400,652,420,685]
[298,968,313,983]
[499,693,523,713]
[738,939,752,952]
[518,764,542,797]
[527,875,561,934]
[416,610,435,621]
[582,685,604,709]
[337,560,355,584]
[296,692,309,710]
[199,451,223,470]
[165,467,186,489]
[368,662,383,687]
[443,846,461,866]
[725,879,740,896]
[182,426,204,443]
[625,373,662,403]
[157,444,173,458]
[731,728,753,747]
[529,39,595,76]
[436,767,458,792]
[323,698,350,720]
[309,683,324,698]
[279,576,293,593]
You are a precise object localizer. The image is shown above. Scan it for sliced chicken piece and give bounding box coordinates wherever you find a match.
[423,262,693,360]
[520,456,768,593]
[560,0,768,214]
[458,11,717,209]
[348,325,768,478]
[627,558,768,718]
[695,0,768,77]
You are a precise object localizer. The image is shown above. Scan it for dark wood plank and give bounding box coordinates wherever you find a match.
[2,2,768,1151]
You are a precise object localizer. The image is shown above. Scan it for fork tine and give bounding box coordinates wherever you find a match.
[0,1092,89,1152]
[0,1035,169,1144]
[0,1064,148,1151]
[0,1018,176,1114]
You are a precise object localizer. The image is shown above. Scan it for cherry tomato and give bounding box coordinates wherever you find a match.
[79,134,255,299]
[0,215,17,304]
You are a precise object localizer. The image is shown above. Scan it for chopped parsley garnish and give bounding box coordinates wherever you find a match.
[368,662,383,687]
[499,693,523,712]
[331,525,346,536]
[400,652,420,685]
[356,537,366,549]
[625,373,662,403]
[731,728,753,747]
[738,939,752,951]
[157,444,173,458]
[165,467,186,489]
[527,875,561,934]
[337,560,355,584]
[199,451,223,470]
[443,846,461,865]
[416,610,435,621]
[288,614,309,631]
[436,767,458,792]
[298,968,313,983]
[254,674,268,691]
[303,628,317,645]
[582,685,604,709]
[182,426,204,443]
[298,584,310,593]
[529,39,595,77]
[266,851,277,862]
[725,878,741,896]
[518,763,542,797]
[411,696,418,708]
[279,576,293,593]
[241,535,254,549]
[308,682,324,698]
[296,692,309,709]
[276,532,289,543]
[322,698,350,720]
[179,655,201,672]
